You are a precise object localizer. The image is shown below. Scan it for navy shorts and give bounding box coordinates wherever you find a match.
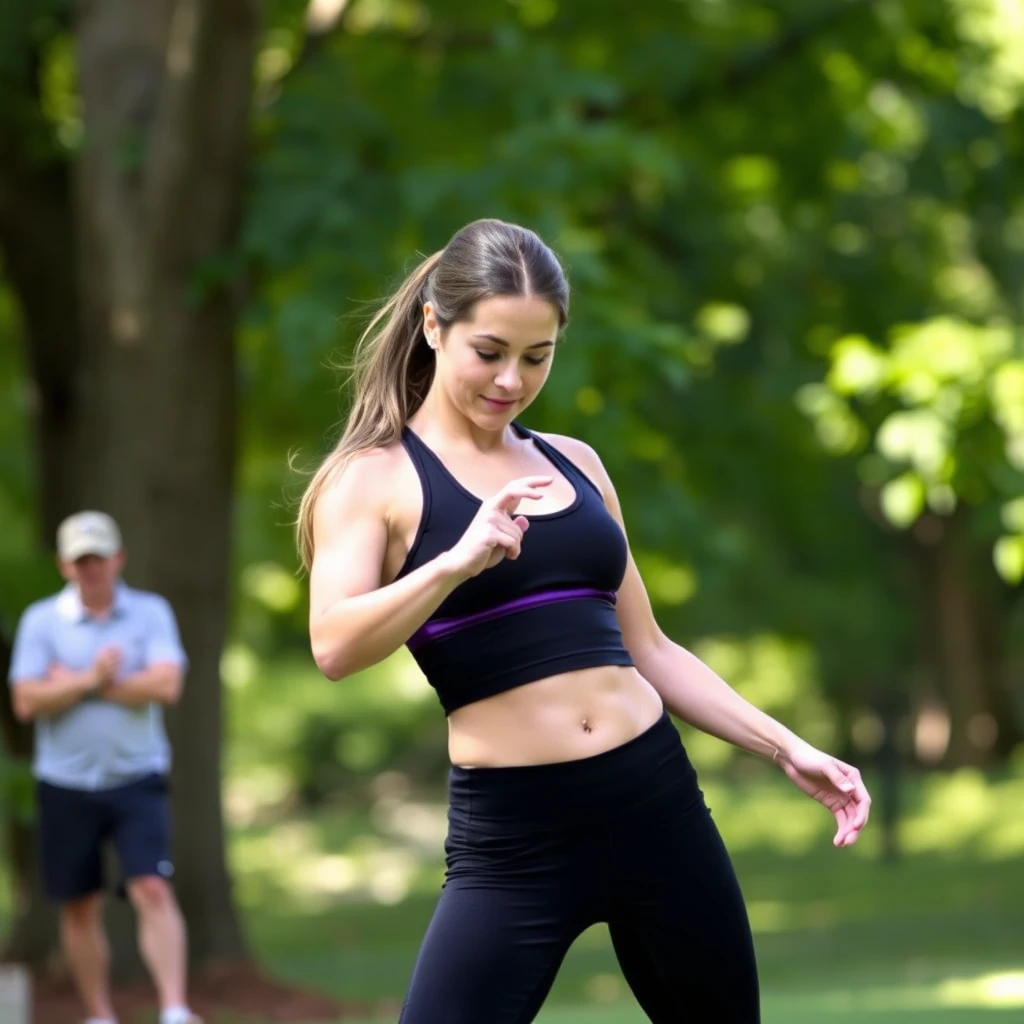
[36,772,174,903]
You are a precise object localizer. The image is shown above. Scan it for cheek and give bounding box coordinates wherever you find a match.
[528,363,553,389]
[442,353,488,386]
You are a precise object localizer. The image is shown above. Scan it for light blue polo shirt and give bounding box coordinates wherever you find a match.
[7,583,187,791]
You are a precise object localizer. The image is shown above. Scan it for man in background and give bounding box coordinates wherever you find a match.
[7,511,201,1024]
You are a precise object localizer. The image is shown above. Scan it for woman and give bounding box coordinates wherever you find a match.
[298,218,870,1023]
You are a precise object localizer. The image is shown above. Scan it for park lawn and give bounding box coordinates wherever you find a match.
[230,771,1024,1023]
[4,651,1023,1022]
[222,654,1024,1022]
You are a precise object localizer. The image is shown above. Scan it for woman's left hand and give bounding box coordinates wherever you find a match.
[777,743,871,848]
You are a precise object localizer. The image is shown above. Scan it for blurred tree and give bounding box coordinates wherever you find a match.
[0,0,258,977]
[239,0,1022,767]
[1,6,1022,993]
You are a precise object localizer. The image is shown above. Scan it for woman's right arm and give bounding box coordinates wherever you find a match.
[307,449,550,680]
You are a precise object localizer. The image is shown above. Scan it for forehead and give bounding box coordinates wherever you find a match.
[462,295,560,342]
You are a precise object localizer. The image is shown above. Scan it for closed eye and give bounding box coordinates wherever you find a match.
[475,351,549,366]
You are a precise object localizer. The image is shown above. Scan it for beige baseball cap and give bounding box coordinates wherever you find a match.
[56,510,123,561]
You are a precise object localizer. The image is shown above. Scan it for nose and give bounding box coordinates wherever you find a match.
[494,361,522,391]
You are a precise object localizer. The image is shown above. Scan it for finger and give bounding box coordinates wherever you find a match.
[849,784,872,831]
[824,760,856,795]
[494,519,527,559]
[833,803,856,846]
[832,764,871,830]
[834,796,868,847]
[491,532,522,561]
[491,477,554,514]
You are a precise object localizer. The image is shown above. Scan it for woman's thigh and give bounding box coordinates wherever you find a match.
[400,820,604,1024]
[399,875,584,1024]
[608,798,760,1022]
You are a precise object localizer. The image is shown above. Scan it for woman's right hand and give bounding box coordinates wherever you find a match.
[442,476,552,579]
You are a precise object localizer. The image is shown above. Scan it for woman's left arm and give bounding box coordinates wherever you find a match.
[546,434,871,848]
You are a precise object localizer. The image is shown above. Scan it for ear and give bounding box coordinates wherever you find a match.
[422,302,440,349]
[55,555,74,583]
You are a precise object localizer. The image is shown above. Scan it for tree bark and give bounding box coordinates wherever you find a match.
[0,0,261,975]
[0,3,83,970]
[916,510,1022,767]
[0,625,59,970]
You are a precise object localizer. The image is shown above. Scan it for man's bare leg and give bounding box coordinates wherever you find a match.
[60,893,117,1022]
[126,876,199,1022]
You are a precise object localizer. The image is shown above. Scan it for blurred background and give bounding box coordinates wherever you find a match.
[1,0,1023,1021]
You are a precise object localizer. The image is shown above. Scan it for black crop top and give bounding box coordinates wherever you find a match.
[395,424,635,714]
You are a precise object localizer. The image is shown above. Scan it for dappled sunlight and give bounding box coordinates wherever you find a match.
[230,787,451,911]
[583,972,626,1005]
[390,651,435,700]
[232,820,439,911]
[770,969,1024,1014]
[746,899,800,934]
[242,561,303,614]
[937,971,1024,1008]
[978,813,1024,859]
[632,551,698,606]
[691,634,838,754]
[701,780,831,855]
[951,0,1024,120]
[371,794,448,854]
[899,768,1024,859]
[222,641,259,690]
[226,766,295,826]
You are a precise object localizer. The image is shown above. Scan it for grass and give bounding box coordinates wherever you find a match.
[218,652,1024,1020]
[229,769,1024,1022]
[4,650,1024,1021]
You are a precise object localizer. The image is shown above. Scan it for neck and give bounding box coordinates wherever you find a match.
[413,388,515,453]
[78,585,115,616]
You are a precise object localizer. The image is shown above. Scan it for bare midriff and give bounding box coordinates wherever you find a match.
[447,664,664,768]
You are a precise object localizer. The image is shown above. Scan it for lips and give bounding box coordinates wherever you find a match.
[481,397,517,410]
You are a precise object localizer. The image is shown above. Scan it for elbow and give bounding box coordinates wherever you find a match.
[11,694,36,723]
[310,635,353,682]
[156,669,184,705]
[313,649,350,682]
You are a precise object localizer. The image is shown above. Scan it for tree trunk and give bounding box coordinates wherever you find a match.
[0,6,84,969]
[0,626,59,970]
[0,0,261,976]
[916,510,1022,768]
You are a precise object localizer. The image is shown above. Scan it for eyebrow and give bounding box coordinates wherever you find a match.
[472,333,555,349]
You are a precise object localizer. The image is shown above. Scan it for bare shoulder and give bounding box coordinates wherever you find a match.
[313,442,415,539]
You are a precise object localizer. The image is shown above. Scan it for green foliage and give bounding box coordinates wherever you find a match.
[2,0,1023,784]
[235,0,1024,720]
[814,317,1024,579]
[0,750,34,825]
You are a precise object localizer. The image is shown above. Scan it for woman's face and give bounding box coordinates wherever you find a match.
[424,294,561,429]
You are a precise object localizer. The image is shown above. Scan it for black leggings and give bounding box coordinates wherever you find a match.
[399,712,760,1023]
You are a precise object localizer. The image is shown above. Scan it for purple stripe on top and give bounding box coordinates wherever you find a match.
[407,587,616,652]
